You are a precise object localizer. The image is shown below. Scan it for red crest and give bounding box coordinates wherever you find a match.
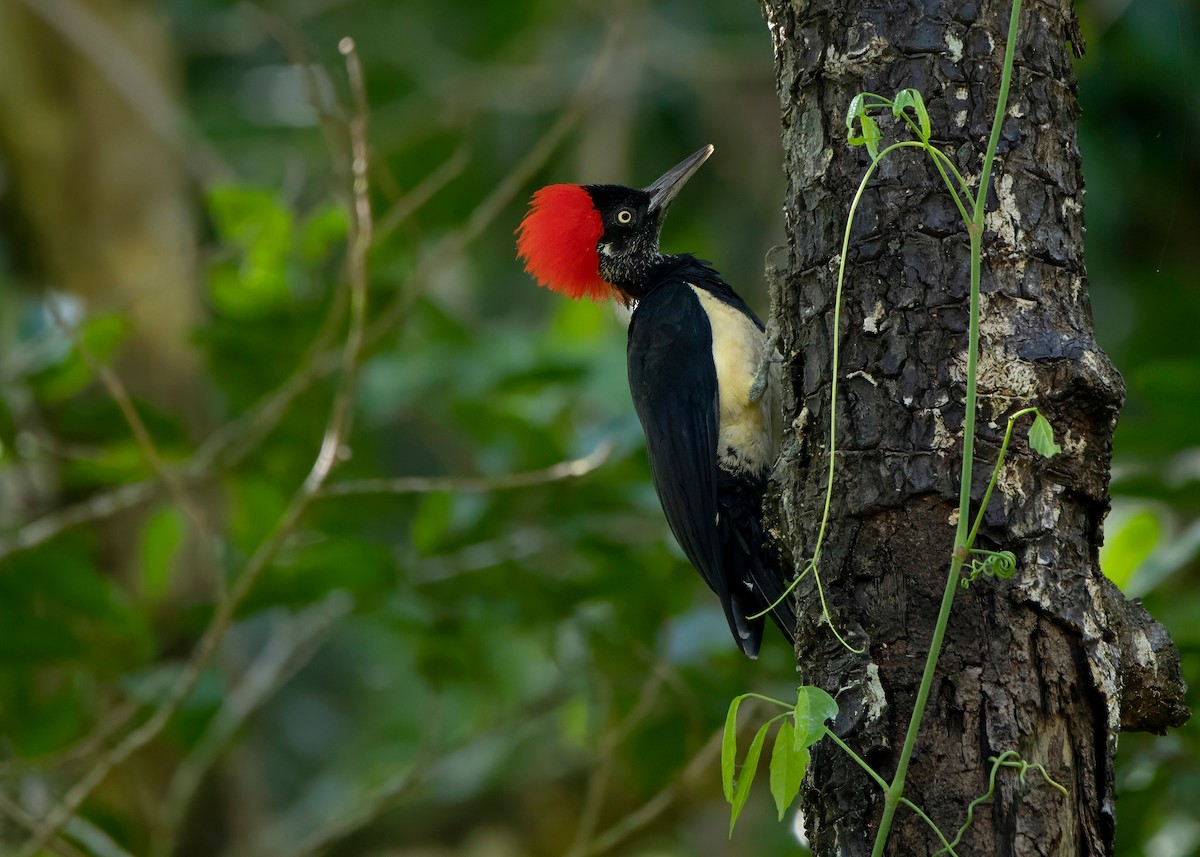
[516,184,611,302]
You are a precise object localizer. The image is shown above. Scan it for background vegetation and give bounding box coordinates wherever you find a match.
[0,0,1194,854]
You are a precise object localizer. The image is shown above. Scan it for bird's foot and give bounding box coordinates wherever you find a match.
[749,318,783,404]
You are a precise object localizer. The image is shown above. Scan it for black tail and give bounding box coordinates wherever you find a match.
[718,470,797,653]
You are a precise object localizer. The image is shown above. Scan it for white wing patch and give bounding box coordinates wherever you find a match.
[689,285,776,476]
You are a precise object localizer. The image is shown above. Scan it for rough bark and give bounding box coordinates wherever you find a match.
[759,0,1189,854]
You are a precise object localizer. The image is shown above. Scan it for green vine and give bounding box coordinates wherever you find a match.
[721,688,838,834]
[933,751,1069,856]
[723,698,1067,854]
[726,0,1074,849]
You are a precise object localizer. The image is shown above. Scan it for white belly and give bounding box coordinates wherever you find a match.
[689,286,777,476]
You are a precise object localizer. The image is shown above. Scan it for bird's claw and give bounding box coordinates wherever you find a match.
[749,318,783,404]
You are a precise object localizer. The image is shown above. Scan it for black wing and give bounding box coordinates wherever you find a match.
[626,282,764,657]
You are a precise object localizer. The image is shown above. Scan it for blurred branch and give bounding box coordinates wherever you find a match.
[0,790,84,857]
[410,526,551,582]
[0,479,158,560]
[582,724,725,857]
[0,283,203,387]
[304,36,372,495]
[256,9,466,243]
[341,13,626,356]
[14,0,228,182]
[0,785,140,857]
[0,18,622,564]
[284,688,571,857]
[375,145,471,242]
[0,698,141,779]
[151,592,355,857]
[256,8,359,223]
[42,298,218,590]
[320,439,613,497]
[14,39,376,857]
[287,766,421,857]
[59,817,138,857]
[565,668,665,857]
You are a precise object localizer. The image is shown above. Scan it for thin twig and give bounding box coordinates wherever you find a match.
[283,689,569,857]
[0,788,136,857]
[375,145,471,241]
[336,16,625,350]
[565,669,665,857]
[583,724,725,856]
[288,768,419,857]
[0,24,619,563]
[0,479,159,559]
[303,36,371,495]
[320,439,613,497]
[0,790,84,857]
[256,11,345,128]
[5,16,628,853]
[14,39,376,857]
[61,816,139,857]
[151,593,354,857]
[42,298,217,586]
[0,698,142,779]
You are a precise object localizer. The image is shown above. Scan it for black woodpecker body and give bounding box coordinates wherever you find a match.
[517,146,794,657]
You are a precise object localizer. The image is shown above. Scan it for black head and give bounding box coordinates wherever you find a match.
[583,145,713,303]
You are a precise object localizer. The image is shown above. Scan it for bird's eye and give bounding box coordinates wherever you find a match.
[616,209,634,225]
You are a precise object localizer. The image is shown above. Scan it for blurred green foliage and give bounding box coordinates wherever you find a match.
[1079,0,1200,853]
[0,0,1195,855]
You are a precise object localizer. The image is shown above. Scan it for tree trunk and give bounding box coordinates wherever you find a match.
[0,5,220,838]
[0,0,214,595]
[759,0,1189,854]
[0,0,204,423]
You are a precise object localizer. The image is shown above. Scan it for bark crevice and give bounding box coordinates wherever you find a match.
[760,0,1189,852]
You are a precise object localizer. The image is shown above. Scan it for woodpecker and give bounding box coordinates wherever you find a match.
[517,145,794,657]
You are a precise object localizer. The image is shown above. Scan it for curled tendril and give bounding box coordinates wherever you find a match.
[933,751,1068,856]
[961,550,1017,589]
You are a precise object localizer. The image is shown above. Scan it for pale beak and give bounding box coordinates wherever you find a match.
[645,144,714,214]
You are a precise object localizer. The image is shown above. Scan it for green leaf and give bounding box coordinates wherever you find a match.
[722,693,748,803]
[769,719,808,821]
[861,114,881,159]
[794,686,839,749]
[64,439,153,488]
[846,93,866,131]
[848,110,883,159]
[138,505,186,603]
[892,88,931,140]
[558,695,589,747]
[846,92,882,158]
[205,185,295,319]
[229,476,288,552]
[207,186,294,249]
[1100,508,1161,590]
[300,204,349,262]
[792,702,809,751]
[33,314,128,402]
[915,96,931,140]
[1028,412,1062,457]
[729,719,772,837]
[411,493,454,556]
